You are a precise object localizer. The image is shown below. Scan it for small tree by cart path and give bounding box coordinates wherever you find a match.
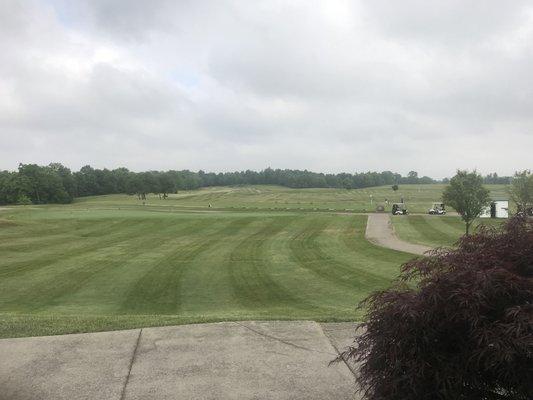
[509,170,533,215]
[442,170,490,235]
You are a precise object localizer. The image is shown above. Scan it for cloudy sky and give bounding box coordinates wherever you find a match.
[1,0,532,178]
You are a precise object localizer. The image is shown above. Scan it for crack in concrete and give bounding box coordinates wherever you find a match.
[233,321,337,356]
[317,324,358,378]
[120,328,142,400]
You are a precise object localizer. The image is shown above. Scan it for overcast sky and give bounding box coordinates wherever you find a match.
[1,1,532,178]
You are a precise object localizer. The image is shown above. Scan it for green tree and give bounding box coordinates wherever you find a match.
[0,171,31,205]
[48,163,75,200]
[18,164,72,204]
[407,171,418,184]
[443,170,490,235]
[509,170,533,215]
[158,172,176,195]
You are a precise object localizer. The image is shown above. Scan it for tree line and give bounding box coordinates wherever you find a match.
[0,163,440,205]
[441,172,512,185]
[0,163,515,206]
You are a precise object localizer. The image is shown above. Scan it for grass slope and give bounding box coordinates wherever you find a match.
[0,204,412,338]
[72,184,510,214]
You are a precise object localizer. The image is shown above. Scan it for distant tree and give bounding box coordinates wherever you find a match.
[48,163,75,200]
[391,184,398,192]
[407,170,418,184]
[418,176,434,184]
[509,170,533,215]
[342,178,352,190]
[98,169,119,194]
[125,174,143,196]
[17,164,44,203]
[138,172,159,194]
[0,171,31,205]
[113,167,131,193]
[337,217,533,400]
[18,164,71,204]
[484,172,512,184]
[158,172,176,195]
[74,165,101,196]
[443,170,490,235]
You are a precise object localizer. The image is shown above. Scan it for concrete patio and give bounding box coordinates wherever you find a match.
[0,321,359,400]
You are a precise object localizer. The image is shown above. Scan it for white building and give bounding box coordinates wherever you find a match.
[480,200,509,219]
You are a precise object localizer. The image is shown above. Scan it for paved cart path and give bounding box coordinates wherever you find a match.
[0,321,360,400]
[365,213,433,255]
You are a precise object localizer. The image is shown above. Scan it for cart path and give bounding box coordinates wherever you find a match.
[365,213,433,255]
[0,321,360,400]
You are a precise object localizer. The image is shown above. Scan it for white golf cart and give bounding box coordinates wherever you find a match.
[428,202,446,215]
[392,203,408,215]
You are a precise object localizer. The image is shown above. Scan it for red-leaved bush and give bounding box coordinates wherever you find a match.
[339,217,533,399]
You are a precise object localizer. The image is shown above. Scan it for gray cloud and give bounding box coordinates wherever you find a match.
[0,0,532,177]
[361,1,531,44]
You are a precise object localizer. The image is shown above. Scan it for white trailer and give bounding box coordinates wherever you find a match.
[480,200,509,219]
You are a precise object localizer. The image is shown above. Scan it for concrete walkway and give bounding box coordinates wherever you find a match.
[365,213,433,255]
[0,321,359,400]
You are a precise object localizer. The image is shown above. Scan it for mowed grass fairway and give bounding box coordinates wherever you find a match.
[0,184,509,338]
[0,202,412,338]
[392,215,505,247]
[73,184,510,214]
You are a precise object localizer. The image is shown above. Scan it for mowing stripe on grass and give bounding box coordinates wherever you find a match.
[0,219,153,279]
[331,216,411,278]
[0,219,197,311]
[0,219,120,252]
[120,217,256,314]
[288,217,392,290]
[0,196,427,337]
[226,216,315,311]
[40,217,218,314]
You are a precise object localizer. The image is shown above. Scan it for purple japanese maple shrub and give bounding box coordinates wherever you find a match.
[338,217,533,400]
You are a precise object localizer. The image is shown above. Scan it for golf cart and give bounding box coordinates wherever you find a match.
[392,203,408,215]
[428,202,446,215]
